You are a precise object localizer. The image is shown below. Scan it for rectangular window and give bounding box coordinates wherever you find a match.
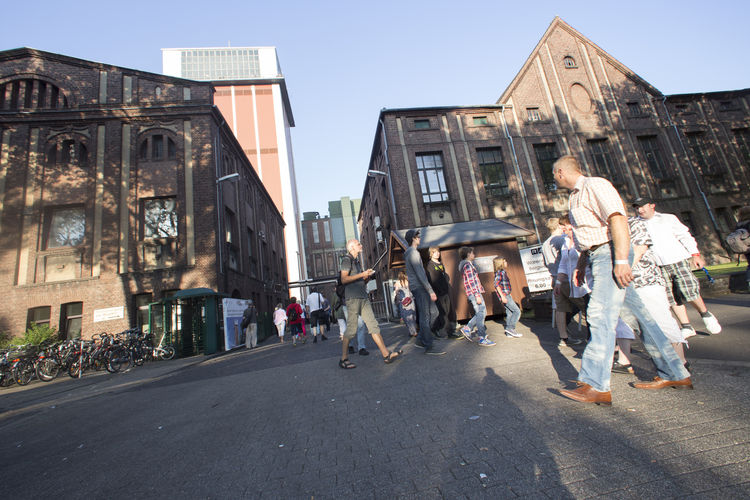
[143,198,178,238]
[472,116,489,126]
[152,135,164,160]
[225,209,238,270]
[133,293,152,334]
[637,136,671,180]
[46,206,85,249]
[26,306,51,329]
[685,132,720,176]
[627,102,642,117]
[719,100,736,111]
[680,212,696,235]
[414,119,430,129]
[415,153,450,203]
[476,147,509,197]
[324,220,331,242]
[533,143,559,192]
[733,128,750,165]
[588,139,621,184]
[527,107,542,122]
[60,302,83,340]
[312,223,320,244]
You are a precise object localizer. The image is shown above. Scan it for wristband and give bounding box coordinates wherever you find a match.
[614,260,628,265]
[691,253,700,257]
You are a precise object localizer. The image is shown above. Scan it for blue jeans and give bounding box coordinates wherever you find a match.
[580,245,690,392]
[412,287,435,349]
[504,296,521,331]
[467,295,487,338]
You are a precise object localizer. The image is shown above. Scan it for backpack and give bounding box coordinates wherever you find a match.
[726,228,750,254]
[336,254,353,300]
[288,305,300,322]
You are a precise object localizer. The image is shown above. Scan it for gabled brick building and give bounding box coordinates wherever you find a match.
[0,48,287,339]
[360,18,749,304]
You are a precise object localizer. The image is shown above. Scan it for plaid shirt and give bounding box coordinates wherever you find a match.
[493,269,511,296]
[462,261,484,298]
[568,175,627,251]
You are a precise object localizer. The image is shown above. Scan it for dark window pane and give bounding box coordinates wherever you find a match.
[152,135,164,160]
[638,136,671,180]
[477,147,509,197]
[533,143,559,191]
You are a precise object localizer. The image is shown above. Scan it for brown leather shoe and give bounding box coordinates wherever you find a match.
[559,383,612,406]
[633,376,693,390]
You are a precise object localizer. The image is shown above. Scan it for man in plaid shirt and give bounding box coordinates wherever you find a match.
[458,246,495,346]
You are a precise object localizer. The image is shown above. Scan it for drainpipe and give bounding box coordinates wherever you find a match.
[659,97,722,241]
[378,117,398,226]
[499,106,541,242]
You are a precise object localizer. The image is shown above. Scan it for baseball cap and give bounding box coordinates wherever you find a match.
[631,197,654,208]
[405,228,421,245]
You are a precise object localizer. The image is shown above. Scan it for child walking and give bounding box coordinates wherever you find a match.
[458,246,495,346]
[493,258,522,338]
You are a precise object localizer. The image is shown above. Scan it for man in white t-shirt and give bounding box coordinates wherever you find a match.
[632,197,721,338]
[305,288,328,343]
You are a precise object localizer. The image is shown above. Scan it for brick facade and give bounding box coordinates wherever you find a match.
[360,18,750,302]
[0,48,287,339]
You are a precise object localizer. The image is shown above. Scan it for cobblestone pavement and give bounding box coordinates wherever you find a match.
[0,297,748,499]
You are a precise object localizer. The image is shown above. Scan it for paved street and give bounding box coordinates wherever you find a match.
[1,294,748,499]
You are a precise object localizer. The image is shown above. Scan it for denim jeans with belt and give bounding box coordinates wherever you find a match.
[467,295,487,338]
[579,244,690,392]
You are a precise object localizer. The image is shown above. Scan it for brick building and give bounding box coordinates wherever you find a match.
[0,48,287,339]
[360,17,750,305]
[162,47,306,299]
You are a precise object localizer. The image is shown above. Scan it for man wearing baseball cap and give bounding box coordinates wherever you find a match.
[405,228,445,355]
[632,197,721,338]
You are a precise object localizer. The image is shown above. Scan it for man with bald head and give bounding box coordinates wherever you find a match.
[553,156,691,405]
[337,238,402,369]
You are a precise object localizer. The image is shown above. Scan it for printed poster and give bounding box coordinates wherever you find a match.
[222,298,249,350]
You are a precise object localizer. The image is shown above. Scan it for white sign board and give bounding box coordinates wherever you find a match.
[222,298,249,351]
[473,255,498,274]
[519,245,553,292]
[93,306,125,323]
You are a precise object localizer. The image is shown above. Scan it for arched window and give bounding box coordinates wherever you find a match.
[0,78,70,110]
[138,133,178,161]
[46,137,88,168]
[563,56,577,68]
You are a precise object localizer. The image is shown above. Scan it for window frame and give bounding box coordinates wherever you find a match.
[415,152,450,204]
[45,205,86,250]
[637,135,672,181]
[533,143,559,192]
[476,147,510,198]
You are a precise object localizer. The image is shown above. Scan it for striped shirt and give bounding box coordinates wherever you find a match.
[462,261,484,298]
[568,176,627,251]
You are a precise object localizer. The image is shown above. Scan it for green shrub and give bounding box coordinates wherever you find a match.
[0,324,58,349]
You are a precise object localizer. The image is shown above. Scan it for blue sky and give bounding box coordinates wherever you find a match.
[3,0,748,217]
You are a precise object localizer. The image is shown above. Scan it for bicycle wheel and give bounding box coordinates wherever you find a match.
[14,361,34,386]
[158,346,176,361]
[68,360,83,378]
[0,367,15,387]
[107,348,132,373]
[36,358,60,382]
